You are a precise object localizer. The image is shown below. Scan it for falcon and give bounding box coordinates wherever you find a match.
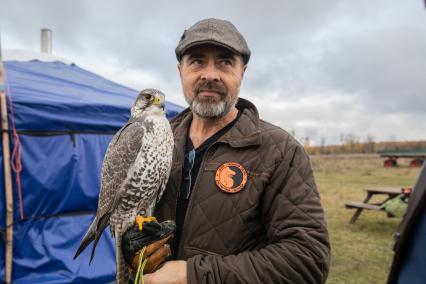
[74,89,174,284]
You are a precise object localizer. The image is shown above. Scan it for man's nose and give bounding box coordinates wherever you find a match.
[200,61,220,81]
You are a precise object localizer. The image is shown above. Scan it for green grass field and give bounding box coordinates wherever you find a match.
[310,154,421,284]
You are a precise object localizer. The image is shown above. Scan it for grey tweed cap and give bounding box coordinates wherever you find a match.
[175,18,251,64]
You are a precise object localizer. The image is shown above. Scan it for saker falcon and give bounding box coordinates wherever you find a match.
[74,89,174,284]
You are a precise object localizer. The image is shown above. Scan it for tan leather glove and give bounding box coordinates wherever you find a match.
[122,220,175,273]
[131,234,172,273]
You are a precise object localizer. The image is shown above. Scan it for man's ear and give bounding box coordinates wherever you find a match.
[177,63,182,78]
[241,64,248,79]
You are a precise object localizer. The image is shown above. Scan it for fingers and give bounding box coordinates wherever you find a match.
[131,235,173,270]
[144,244,171,274]
[145,235,173,258]
[131,250,143,270]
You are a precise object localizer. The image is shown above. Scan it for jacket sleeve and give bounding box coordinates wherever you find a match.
[186,144,330,284]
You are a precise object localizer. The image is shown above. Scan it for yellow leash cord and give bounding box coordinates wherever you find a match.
[134,246,148,284]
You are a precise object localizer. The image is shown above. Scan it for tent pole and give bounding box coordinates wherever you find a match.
[0,39,14,284]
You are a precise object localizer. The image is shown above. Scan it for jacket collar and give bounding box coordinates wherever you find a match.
[171,97,262,149]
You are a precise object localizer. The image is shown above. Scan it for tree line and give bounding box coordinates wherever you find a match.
[305,139,426,155]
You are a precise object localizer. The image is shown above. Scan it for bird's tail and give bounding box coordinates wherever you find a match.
[74,214,110,263]
[74,216,97,260]
[115,231,130,284]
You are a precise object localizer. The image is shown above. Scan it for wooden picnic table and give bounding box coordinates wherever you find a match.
[345,187,408,224]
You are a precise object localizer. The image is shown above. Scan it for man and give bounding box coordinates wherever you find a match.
[387,164,426,284]
[128,18,330,284]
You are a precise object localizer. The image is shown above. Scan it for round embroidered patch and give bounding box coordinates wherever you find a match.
[215,162,248,193]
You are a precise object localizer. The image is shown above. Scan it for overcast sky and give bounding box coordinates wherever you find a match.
[1,0,425,145]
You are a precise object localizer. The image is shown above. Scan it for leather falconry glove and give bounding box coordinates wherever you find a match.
[122,220,175,273]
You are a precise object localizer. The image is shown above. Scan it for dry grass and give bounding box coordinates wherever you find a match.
[310,154,421,284]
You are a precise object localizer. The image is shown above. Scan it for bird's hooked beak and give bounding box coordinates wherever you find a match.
[153,95,165,110]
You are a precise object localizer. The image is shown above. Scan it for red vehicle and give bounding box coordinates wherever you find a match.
[379,150,426,168]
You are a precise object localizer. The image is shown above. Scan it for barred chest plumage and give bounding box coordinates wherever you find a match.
[110,115,174,234]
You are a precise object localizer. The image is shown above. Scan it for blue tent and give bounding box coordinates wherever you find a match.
[0,52,182,283]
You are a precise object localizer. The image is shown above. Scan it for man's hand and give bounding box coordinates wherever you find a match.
[131,235,172,273]
[143,261,187,284]
[122,220,175,273]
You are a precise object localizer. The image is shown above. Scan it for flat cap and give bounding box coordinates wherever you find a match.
[175,18,251,64]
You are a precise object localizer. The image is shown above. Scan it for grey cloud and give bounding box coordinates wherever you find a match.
[319,25,426,115]
[1,0,425,144]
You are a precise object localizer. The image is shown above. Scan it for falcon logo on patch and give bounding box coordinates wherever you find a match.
[215,162,247,193]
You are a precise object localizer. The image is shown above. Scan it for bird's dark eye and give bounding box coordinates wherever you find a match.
[143,94,153,101]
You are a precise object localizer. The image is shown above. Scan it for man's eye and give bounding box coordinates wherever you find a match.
[190,59,203,65]
[220,59,233,66]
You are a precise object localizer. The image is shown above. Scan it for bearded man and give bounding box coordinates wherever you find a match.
[125,18,330,284]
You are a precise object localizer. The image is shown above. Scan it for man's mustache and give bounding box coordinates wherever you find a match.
[193,80,227,97]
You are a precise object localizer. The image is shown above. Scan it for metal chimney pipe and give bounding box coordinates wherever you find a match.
[41,28,52,54]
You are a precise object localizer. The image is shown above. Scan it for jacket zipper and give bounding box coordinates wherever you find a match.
[176,143,217,259]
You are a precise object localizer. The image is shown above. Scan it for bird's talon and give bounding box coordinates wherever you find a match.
[135,215,157,231]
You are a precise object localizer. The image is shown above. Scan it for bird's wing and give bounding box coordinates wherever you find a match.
[74,119,146,261]
[97,119,146,221]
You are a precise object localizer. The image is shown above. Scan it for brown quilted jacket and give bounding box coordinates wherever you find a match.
[156,98,330,283]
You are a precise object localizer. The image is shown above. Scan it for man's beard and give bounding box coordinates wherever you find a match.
[185,80,237,119]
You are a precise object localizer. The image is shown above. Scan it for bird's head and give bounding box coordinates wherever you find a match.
[131,88,166,118]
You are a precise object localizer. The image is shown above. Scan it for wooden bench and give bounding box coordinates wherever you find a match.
[345,187,409,224]
[345,202,382,211]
